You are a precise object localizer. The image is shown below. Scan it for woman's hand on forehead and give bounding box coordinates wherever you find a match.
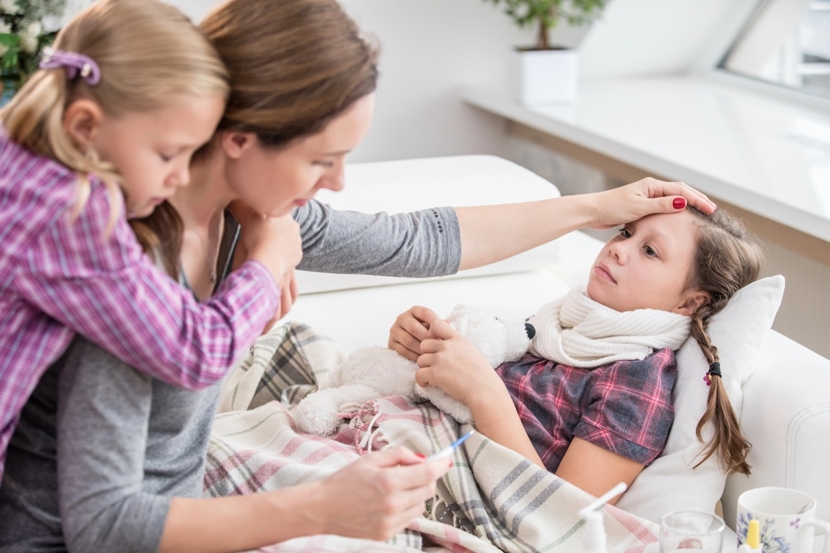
[589,178,717,229]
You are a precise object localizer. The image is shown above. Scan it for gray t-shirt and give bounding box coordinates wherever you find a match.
[0,201,461,552]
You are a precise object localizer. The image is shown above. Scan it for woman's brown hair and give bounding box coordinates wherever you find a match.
[132,0,380,277]
[199,0,379,151]
[687,208,764,475]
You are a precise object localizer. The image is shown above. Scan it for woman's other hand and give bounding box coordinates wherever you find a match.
[306,447,449,540]
[589,177,717,229]
[388,306,442,361]
[416,319,504,407]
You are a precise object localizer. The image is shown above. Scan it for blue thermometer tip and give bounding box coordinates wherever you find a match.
[448,430,475,450]
[428,430,476,461]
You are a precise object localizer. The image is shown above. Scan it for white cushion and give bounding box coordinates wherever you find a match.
[616,275,786,522]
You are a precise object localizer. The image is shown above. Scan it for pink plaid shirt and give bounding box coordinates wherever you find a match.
[0,132,280,480]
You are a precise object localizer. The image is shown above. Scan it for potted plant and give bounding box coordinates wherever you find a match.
[485,0,607,106]
[0,0,64,104]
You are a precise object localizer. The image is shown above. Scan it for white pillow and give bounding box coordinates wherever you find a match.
[616,275,785,522]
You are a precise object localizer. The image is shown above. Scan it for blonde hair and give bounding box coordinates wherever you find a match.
[686,208,764,475]
[0,0,229,239]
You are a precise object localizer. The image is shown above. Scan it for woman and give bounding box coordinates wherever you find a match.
[0,0,716,551]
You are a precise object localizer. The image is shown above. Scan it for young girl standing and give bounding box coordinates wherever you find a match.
[0,0,301,480]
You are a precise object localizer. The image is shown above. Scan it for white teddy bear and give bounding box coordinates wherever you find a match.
[294,305,535,436]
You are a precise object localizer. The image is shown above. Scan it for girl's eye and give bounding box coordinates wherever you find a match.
[313,160,335,168]
[644,245,658,257]
[619,228,632,238]
[160,153,175,162]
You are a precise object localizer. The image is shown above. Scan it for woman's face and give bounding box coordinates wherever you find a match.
[586,211,708,315]
[221,93,375,217]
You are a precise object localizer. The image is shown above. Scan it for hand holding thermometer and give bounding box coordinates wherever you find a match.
[428,430,475,461]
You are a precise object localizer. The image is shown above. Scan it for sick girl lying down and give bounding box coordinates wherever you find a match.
[388,207,762,501]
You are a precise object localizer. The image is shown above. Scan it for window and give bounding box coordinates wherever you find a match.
[721,0,830,98]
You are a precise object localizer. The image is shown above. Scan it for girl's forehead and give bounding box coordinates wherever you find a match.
[632,211,697,234]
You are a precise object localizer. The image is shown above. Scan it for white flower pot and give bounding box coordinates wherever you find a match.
[510,48,579,106]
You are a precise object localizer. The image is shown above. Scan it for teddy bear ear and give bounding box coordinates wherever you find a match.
[446,304,464,322]
[450,313,468,334]
[447,304,474,329]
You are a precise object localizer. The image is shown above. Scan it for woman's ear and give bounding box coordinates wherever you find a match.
[63,99,103,146]
[220,131,258,160]
[676,290,711,316]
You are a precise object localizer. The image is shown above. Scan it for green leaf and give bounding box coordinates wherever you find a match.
[0,0,66,89]
[2,46,19,71]
[484,0,608,34]
[0,33,20,46]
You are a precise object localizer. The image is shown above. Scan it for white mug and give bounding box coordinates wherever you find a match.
[737,487,830,553]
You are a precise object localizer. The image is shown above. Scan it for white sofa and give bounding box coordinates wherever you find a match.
[287,155,830,550]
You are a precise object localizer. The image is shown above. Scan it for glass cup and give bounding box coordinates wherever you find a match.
[660,511,725,552]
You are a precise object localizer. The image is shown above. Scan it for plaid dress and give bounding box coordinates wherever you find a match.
[497,348,677,471]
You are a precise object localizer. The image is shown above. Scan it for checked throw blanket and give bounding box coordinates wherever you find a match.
[207,322,662,553]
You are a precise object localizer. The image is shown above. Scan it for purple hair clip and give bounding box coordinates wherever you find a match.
[39,47,101,86]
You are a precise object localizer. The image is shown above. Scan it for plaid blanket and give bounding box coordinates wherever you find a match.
[208,322,662,553]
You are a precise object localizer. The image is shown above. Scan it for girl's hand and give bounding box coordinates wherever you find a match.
[242,212,303,284]
[388,306,442,361]
[306,447,450,541]
[416,319,505,407]
[589,178,717,229]
[417,323,546,472]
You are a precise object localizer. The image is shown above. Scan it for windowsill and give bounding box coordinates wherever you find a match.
[462,75,830,244]
[703,70,830,115]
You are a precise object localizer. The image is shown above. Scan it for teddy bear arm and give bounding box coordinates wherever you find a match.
[294,384,382,436]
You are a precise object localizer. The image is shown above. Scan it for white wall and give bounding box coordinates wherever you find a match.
[163,0,753,163]
[578,0,757,79]
[164,0,591,163]
[163,0,754,163]
[338,0,527,163]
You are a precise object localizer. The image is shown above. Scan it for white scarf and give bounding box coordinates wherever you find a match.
[528,288,691,368]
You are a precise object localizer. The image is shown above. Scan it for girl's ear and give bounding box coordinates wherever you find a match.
[220,131,258,160]
[63,99,104,146]
[676,290,711,316]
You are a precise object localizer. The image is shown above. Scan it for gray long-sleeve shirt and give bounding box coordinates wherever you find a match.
[0,201,461,552]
